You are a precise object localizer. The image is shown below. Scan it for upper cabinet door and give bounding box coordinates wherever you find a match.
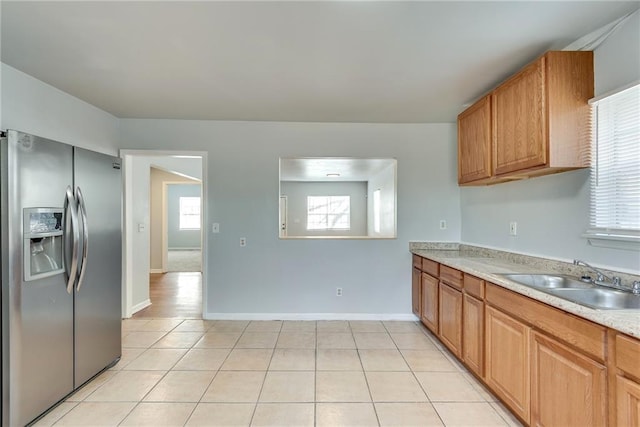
[493,57,547,176]
[458,95,492,184]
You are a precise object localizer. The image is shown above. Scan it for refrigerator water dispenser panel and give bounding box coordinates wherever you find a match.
[23,208,64,281]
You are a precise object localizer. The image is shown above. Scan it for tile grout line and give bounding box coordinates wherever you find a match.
[351,321,381,427]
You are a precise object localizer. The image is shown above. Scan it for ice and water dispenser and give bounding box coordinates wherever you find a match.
[23,208,64,281]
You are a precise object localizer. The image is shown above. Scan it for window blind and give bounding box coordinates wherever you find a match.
[588,83,640,240]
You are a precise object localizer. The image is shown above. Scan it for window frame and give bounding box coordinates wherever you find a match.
[306,195,351,231]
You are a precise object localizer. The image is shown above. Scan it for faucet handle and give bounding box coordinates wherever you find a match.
[612,276,622,286]
[596,272,605,282]
[632,281,640,295]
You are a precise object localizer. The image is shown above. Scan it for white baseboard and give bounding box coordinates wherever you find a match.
[149,269,164,273]
[203,312,419,321]
[131,299,152,314]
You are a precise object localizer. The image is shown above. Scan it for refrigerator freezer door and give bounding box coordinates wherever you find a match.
[73,147,122,387]
[2,131,74,426]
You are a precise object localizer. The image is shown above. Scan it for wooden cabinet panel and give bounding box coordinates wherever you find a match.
[421,273,439,334]
[421,258,439,277]
[439,282,462,357]
[485,306,530,423]
[531,331,606,427]
[617,334,640,380]
[463,274,484,299]
[412,254,422,270]
[440,265,463,289]
[412,267,421,318]
[617,375,640,427]
[463,293,484,376]
[458,95,492,184]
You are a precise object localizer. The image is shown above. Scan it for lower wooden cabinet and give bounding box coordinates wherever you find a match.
[485,305,531,424]
[616,375,640,426]
[462,293,484,376]
[420,273,439,334]
[439,282,462,357]
[531,331,606,426]
[412,267,421,317]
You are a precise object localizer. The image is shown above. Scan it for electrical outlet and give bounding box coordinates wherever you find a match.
[240,237,247,247]
[336,287,343,297]
[439,220,447,230]
[509,221,517,236]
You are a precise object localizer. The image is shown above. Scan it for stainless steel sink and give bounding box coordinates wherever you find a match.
[498,274,595,289]
[497,273,640,310]
[548,288,640,310]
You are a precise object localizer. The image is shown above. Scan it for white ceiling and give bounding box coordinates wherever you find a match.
[2,1,639,123]
[280,158,395,181]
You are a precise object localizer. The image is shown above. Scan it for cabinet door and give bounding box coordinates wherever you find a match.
[463,294,484,376]
[439,283,462,357]
[531,331,606,427]
[458,95,492,184]
[493,57,546,175]
[485,306,530,423]
[412,267,421,317]
[420,273,438,334]
[617,375,640,427]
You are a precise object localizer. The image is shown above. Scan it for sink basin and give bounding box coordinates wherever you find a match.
[549,288,640,310]
[499,274,595,289]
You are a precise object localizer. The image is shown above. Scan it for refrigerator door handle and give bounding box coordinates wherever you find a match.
[63,185,80,294]
[75,186,89,292]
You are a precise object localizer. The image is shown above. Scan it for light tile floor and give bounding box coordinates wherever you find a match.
[35,320,523,426]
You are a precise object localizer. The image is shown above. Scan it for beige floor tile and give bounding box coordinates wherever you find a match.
[55,402,136,426]
[120,402,196,426]
[66,370,118,401]
[349,320,386,332]
[259,371,315,402]
[316,320,350,332]
[316,371,371,402]
[251,403,314,427]
[85,370,165,402]
[221,349,274,371]
[489,401,524,427]
[382,321,422,333]
[353,332,396,349]
[122,319,152,332]
[376,402,444,426]
[32,402,78,426]
[269,349,315,371]
[122,331,167,348]
[317,332,356,349]
[152,331,204,348]
[366,372,427,402]
[245,321,283,332]
[109,348,146,371]
[276,332,316,349]
[433,402,508,426]
[400,350,457,372]
[123,348,187,370]
[415,372,484,402]
[316,349,362,371]
[144,371,216,402]
[186,403,255,426]
[201,371,266,403]
[391,333,438,350]
[316,403,378,427]
[281,321,317,332]
[210,320,250,332]
[463,373,499,401]
[173,348,231,371]
[195,331,242,348]
[138,319,184,332]
[359,349,409,371]
[235,332,279,349]
[173,319,215,332]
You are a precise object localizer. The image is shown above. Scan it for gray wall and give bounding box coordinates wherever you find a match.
[280,181,367,237]
[460,13,640,273]
[168,183,202,249]
[120,120,461,317]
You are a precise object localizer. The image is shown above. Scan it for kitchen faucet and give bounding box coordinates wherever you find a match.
[573,259,639,294]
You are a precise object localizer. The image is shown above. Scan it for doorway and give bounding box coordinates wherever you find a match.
[120,150,207,320]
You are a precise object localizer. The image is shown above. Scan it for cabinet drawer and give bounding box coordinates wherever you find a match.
[421,258,439,277]
[440,265,462,289]
[464,274,485,299]
[412,255,423,269]
[617,334,640,380]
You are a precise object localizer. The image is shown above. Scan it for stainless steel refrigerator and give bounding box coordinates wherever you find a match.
[1,130,122,426]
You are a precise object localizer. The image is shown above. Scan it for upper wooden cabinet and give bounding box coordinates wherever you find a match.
[458,50,594,186]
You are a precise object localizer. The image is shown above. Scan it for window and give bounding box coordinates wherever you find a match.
[587,83,640,245]
[307,196,350,230]
[179,197,201,230]
[373,189,381,233]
